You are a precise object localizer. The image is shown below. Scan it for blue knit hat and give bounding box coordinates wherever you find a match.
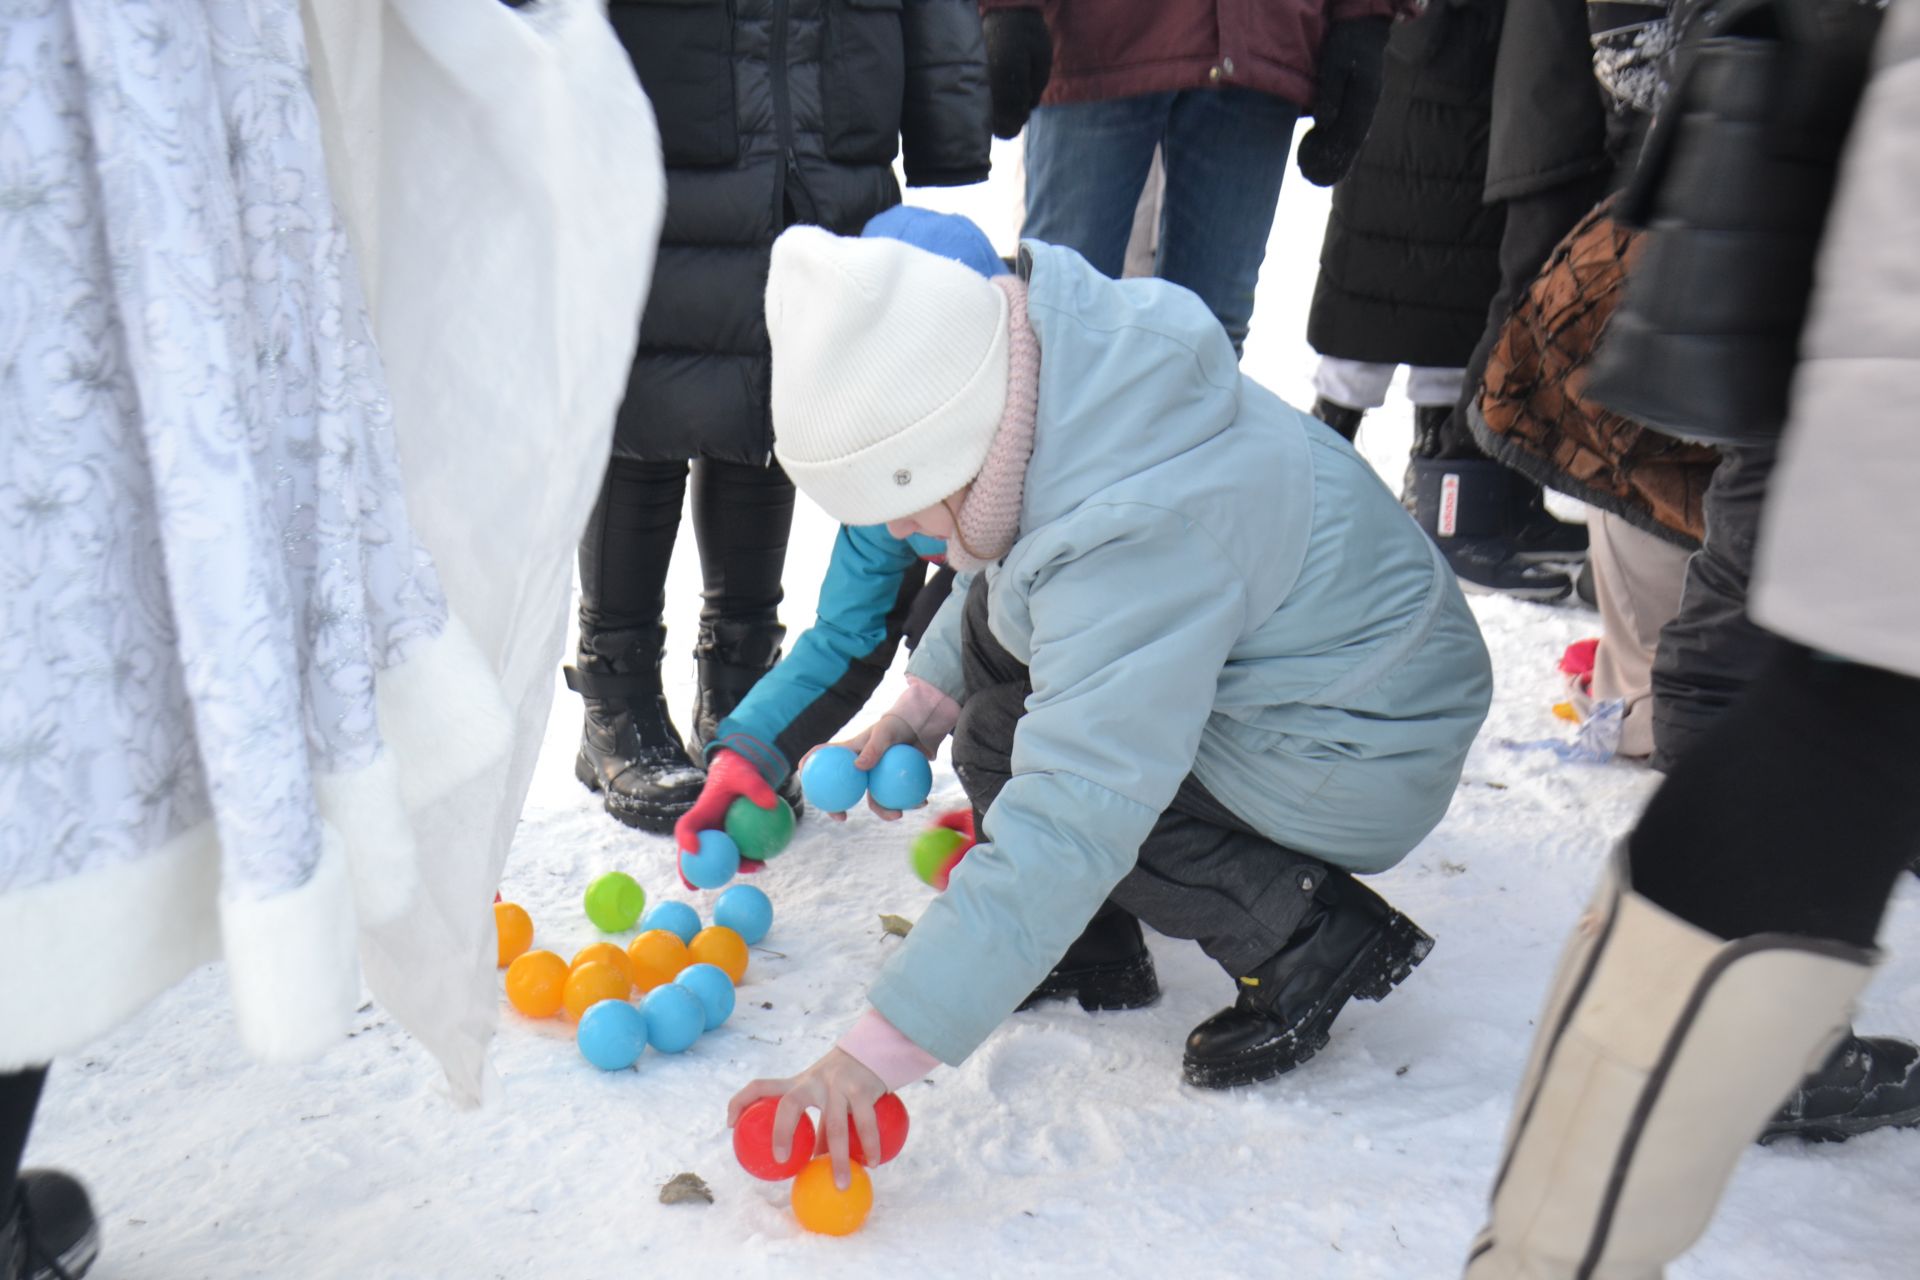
[860,206,1008,280]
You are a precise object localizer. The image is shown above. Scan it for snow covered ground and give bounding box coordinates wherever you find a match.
[27,141,1920,1279]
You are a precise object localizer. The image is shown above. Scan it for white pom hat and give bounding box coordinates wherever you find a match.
[765,226,1010,526]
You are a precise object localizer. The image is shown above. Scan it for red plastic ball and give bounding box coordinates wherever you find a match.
[849,1092,910,1166]
[734,1097,817,1182]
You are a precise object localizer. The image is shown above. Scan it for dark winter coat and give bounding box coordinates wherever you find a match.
[608,0,992,464]
[1307,0,1505,368]
[979,0,1403,111]
[1484,0,1610,201]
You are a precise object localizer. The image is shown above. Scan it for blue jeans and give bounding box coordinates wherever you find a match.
[1021,89,1301,355]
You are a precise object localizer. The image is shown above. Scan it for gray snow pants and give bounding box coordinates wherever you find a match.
[947,576,1327,978]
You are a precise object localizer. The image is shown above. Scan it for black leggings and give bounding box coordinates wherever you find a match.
[2,1066,47,1206]
[1630,641,1920,949]
[579,456,795,638]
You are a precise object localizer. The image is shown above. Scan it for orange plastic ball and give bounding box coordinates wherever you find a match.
[625,930,691,991]
[570,942,634,987]
[494,902,534,968]
[790,1156,873,1236]
[688,926,749,984]
[562,960,631,1021]
[504,950,568,1018]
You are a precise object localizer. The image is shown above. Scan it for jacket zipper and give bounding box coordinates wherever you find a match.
[770,0,792,228]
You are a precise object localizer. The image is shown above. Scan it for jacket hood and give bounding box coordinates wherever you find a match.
[1015,240,1244,531]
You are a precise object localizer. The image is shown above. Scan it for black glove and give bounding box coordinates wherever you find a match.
[983,8,1053,140]
[1297,17,1391,187]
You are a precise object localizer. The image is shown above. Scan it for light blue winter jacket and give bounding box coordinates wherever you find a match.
[867,241,1493,1066]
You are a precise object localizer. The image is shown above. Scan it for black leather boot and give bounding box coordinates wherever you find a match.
[565,623,705,833]
[1183,871,1432,1088]
[1309,396,1365,443]
[1760,1029,1920,1144]
[685,620,804,815]
[4,1170,99,1280]
[1019,904,1160,1012]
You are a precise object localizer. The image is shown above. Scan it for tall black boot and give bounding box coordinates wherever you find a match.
[1182,871,1432,1088]
[566,624,705,833]
[1309,396,1365,443]
[685,620,804,814]
[1018,903,1161,1012]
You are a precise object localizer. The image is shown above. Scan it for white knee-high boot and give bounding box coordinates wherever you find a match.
[1466,846,1875,1280]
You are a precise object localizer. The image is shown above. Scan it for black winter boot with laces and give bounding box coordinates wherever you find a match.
[566,623,705,833]
[1761,1029,1920,1144]
[1018,903,1160,1012]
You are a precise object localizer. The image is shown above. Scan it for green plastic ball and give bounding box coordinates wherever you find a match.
[584,871,646,933]
[909,827,970,889]
[725,795,796,861]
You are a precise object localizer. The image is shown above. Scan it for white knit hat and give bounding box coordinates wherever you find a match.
[766,226,1010,526]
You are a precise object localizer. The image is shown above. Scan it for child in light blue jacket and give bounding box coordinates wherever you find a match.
[728,223,1492,1187]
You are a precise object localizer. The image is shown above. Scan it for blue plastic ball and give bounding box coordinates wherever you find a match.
[800,745,868,814]
[713,883,774,946]
[675,962,737,1031]
[575,999,647,1071]
[681,829,741,891]
[867,743,933,812]
[640,900,702,945]
[642,983,706,1054]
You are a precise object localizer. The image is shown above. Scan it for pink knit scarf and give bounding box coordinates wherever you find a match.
[947,276,1038,572]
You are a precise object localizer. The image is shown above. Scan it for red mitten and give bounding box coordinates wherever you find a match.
[675,749,778,854]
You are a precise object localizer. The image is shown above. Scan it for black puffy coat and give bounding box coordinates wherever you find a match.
[1306,0,1507,369]
[608,0,991,463]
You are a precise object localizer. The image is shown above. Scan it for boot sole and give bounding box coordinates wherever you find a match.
[1453,576,1573,604]
[574,753,684,836]
[1182,912,1434,1090]
[1758,1102,1920,1145]
[1018,952,1161,1013]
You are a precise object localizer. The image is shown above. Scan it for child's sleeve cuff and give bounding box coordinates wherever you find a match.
[836,1007,941,1092]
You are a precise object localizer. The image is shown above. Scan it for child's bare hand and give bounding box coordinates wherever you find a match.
[803,715,933,823]
[727,1048,887,1190]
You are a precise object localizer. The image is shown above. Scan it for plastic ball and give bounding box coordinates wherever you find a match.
[800,746,868,814]
[867,743,933,812]
[562,960,631,1021]
[725,794,797,861]
[733,1097,816,1182]
[626,929,691,992]
[675,962,736,1031]
[575,999,647,1071]
[494,901,533,968]
[504,950,568,1018]
[571,942,634,987]
[848,1093,910,1166]
[584,871,646,933]
[791,1156,873,1236]
[688,925,749,984]
[909,827,971,891]
[712,883,774,946]
[681,829,741,891]
[640,900,702,945]
[641,983,706,1054]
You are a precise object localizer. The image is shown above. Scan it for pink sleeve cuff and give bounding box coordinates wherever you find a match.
[836,1008,941,1091]
[887,676,962,749]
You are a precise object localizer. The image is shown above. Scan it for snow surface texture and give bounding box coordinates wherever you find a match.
[27,139,1919,1278]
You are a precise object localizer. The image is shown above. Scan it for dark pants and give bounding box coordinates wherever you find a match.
[1631,641,1920,949]
[2,1066,46,1207]
[947,578,1327,978]
[579,456,795,651]
[1649,441,1780,773]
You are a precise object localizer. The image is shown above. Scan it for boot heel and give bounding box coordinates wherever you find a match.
[1353,913,1434,1003]
[575,751,602,794]
[1074,953,1161,1012]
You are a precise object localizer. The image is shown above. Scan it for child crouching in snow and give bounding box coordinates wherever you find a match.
[728,225,1493,1185]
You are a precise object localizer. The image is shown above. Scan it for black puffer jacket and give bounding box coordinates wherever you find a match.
[609,0,991,463]
[1306,0,1506,369]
